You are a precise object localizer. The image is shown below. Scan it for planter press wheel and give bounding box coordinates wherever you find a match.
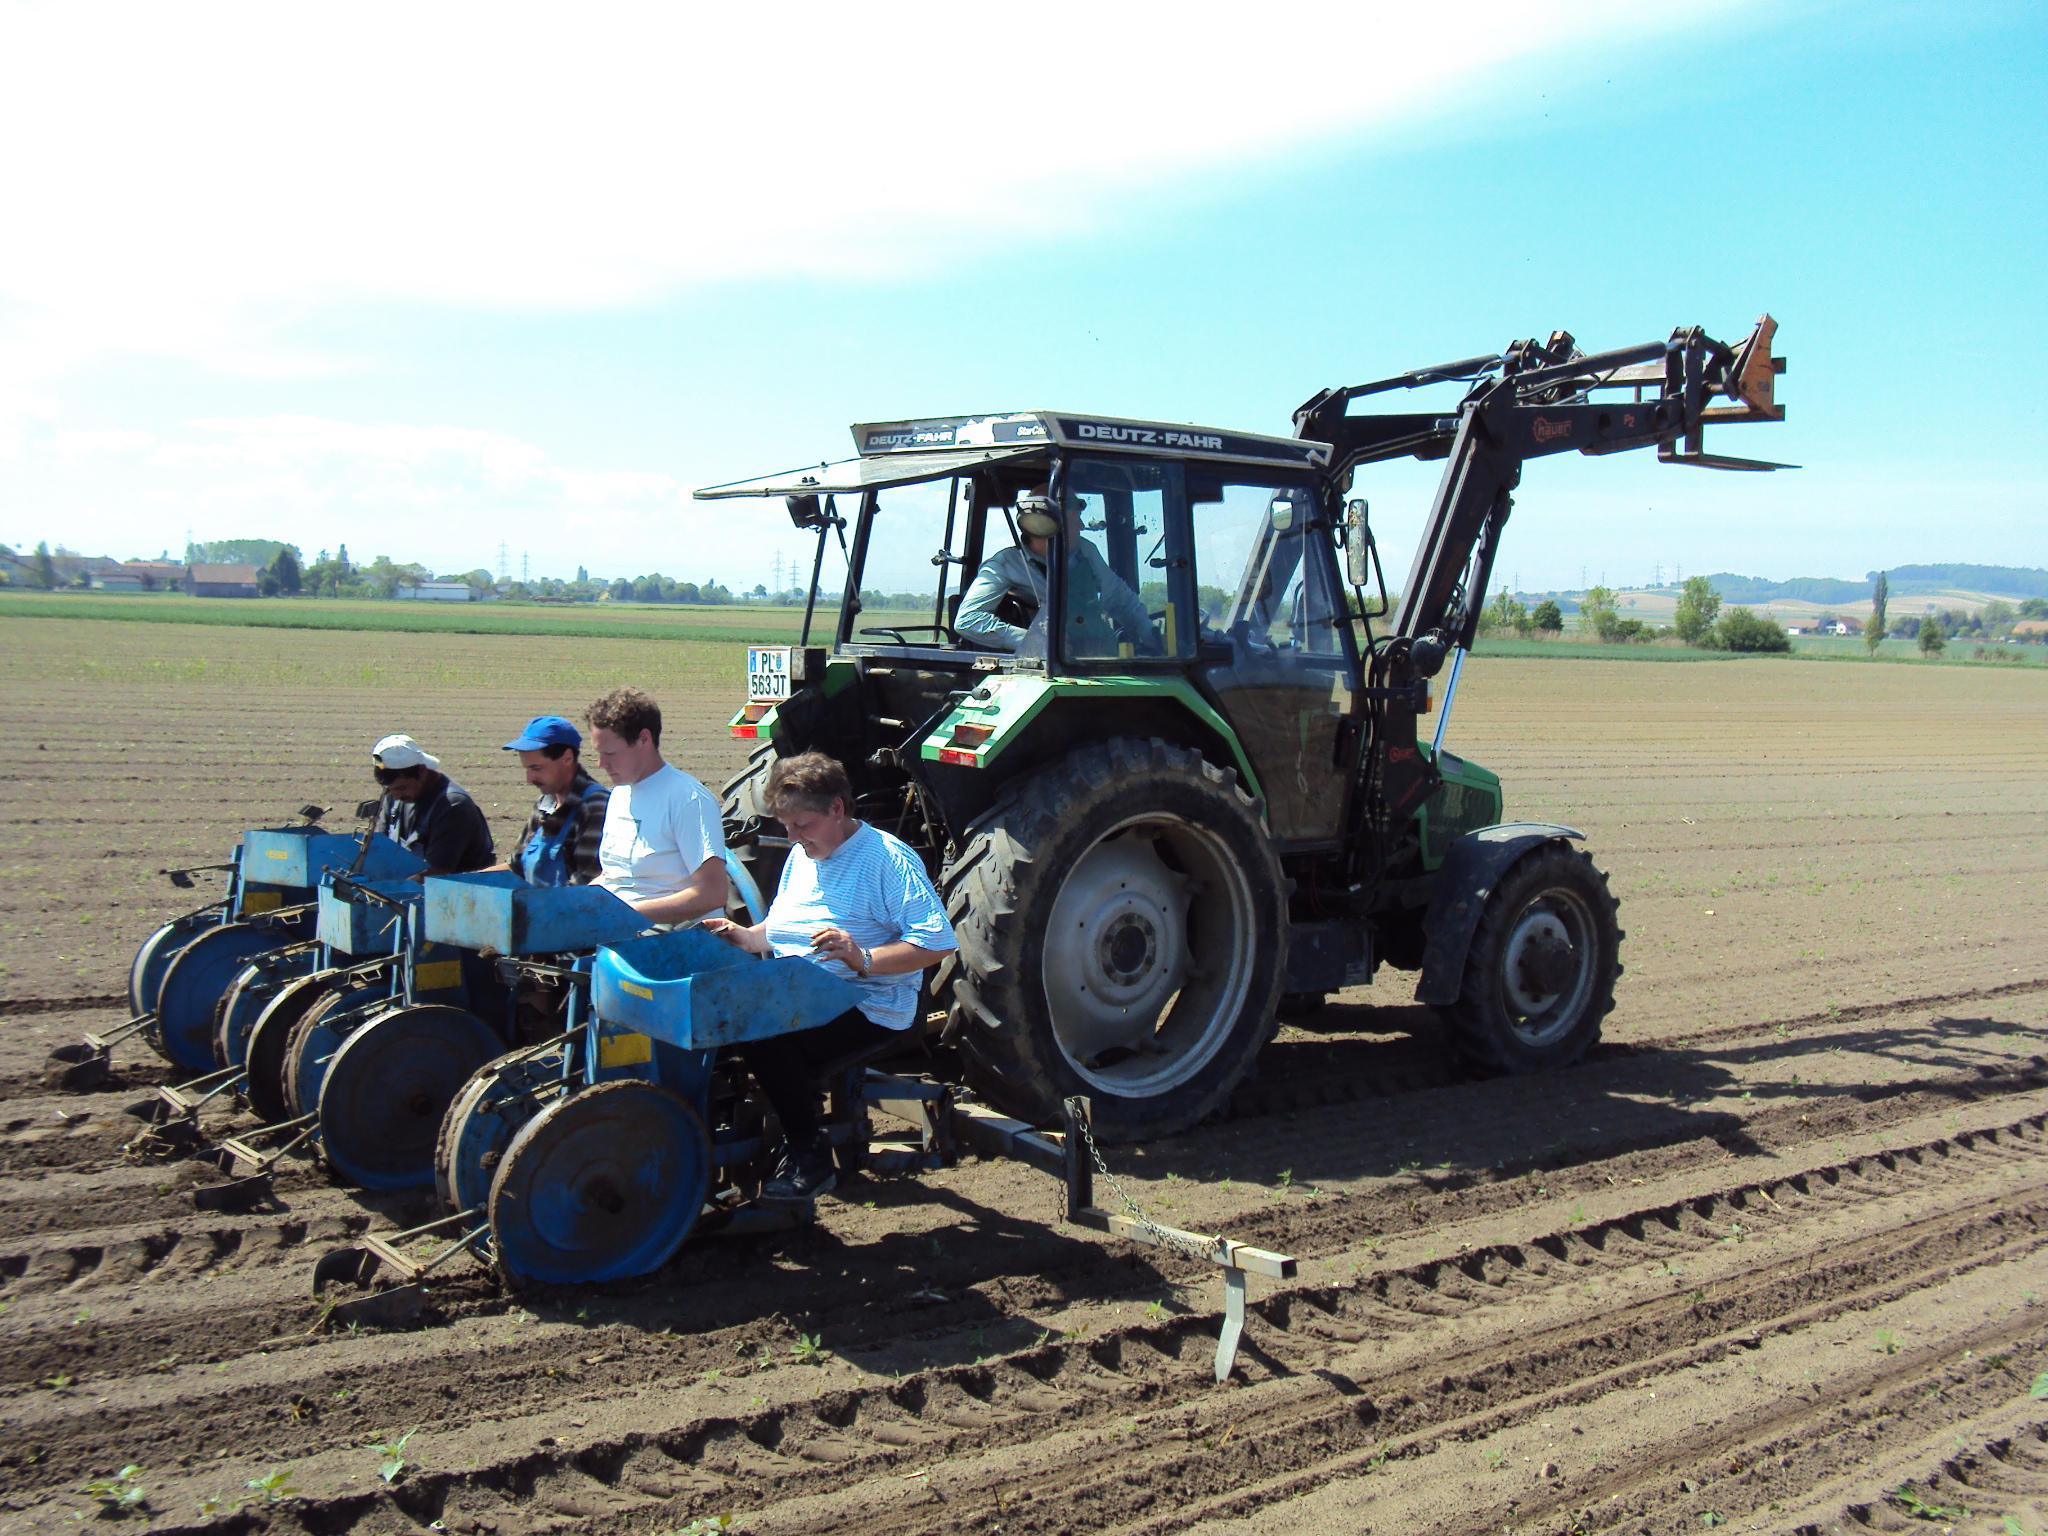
[488,1080,711,1285]
[242,975,340,1123]
[318,1005,503,1190]
[283,982,387,1119]
[213,948,318,1069]
[153,923,290,1072]
[436,1044,573,1262]
[130,909,218,1017]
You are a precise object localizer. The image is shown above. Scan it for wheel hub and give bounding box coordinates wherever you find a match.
[1042,833,1190,1066]
[1101,914,1158,981]
[1504,910,1574,1013]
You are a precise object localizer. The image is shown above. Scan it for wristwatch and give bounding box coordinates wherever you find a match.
[857,947,873,978]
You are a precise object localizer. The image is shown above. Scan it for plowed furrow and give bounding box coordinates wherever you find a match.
[64,1113,2045,1536]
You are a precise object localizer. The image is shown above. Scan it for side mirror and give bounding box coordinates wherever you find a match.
[1345,499,1370,587]
[785,493,825,529]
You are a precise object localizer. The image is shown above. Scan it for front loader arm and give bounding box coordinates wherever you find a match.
[1292,316,1790,846]
[1298,314,1790,651]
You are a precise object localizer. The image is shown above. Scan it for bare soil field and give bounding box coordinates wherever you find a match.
[3,614,2047,1536]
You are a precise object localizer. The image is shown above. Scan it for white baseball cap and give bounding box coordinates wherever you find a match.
[371,734,440,771]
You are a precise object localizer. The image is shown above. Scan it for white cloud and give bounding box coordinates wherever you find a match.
[13,412,790,580]
[53,429,158,458]
[0,0,1742,376]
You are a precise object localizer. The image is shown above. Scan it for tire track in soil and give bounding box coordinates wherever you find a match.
[1,1043,2042,1380]
[8,1113,2044,1531]
[3,1051,2043,1397]
[1804,1422,2048,1536]
[1228,974,2048,1123]
[5,988,2040,1249]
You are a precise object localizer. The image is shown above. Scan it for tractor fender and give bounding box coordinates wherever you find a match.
[1414,823,1586,1007]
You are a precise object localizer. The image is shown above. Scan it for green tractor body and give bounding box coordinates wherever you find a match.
[702,319,1788,1139]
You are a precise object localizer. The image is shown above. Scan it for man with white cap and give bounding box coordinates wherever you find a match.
[369,734,496,876]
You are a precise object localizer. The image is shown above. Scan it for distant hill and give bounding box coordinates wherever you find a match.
[1875,564,2048,598]
[1695,573,1871,605]
[1674,566,2048,604]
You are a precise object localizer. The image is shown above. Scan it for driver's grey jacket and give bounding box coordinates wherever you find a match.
[955,543,1152,652]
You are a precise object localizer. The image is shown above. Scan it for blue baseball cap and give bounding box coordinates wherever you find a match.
[503,714,582,752]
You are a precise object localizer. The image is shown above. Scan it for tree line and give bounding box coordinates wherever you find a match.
[1480,579,1791,652]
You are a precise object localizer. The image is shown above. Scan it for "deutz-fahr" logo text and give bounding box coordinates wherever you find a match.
[1075,422,1225,451]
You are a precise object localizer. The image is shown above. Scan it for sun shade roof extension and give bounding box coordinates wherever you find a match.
[693,444,1043,500]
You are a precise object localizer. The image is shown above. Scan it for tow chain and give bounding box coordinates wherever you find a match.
[1066,1105,1221,1263]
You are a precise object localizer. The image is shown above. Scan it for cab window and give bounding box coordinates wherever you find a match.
[842,477,970,648]
[1058,458,1184,664]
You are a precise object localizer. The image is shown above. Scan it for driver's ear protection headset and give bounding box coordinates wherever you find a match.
[1014,489,1062,541]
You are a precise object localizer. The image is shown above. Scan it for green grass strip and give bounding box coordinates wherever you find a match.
[0,591,808,644]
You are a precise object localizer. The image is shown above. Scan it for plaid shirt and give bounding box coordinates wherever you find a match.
[515,767,610,885]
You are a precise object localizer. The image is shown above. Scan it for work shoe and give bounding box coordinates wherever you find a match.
[759,1139,837,1203]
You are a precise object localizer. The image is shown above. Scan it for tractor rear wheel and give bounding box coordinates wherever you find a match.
[1438,843,1622,1077]
[944,737,1285,1143]
[719,747,788,923]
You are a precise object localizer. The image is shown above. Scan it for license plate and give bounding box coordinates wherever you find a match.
[747,645,794,702]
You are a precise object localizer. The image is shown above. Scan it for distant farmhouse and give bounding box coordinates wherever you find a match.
[396,581,476,602]
[121,560,186,590]
[185,563,260,598]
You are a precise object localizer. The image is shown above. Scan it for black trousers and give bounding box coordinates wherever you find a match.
[737,1007,900,1149]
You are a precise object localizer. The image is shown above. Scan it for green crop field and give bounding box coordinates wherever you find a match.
[0,590,944,645]
[4,589,2038,669]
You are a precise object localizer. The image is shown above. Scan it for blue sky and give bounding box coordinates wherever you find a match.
[1,0,2041,593]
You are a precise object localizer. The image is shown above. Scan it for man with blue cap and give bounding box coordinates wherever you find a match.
[498,714,610,887]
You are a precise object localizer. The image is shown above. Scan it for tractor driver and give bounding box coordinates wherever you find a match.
[954,489,1156,656]
[370,734,496,876]
[584,688,730,924]
[704,750,956,1203]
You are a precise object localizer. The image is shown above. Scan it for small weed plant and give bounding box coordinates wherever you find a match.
[1890,1484,1969,1520]
[368,1429,416,1484]
[81,1466,148,1517]
[789,1334,827,1367]
[243,1468,298,1504]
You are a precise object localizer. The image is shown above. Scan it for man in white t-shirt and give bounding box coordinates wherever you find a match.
[584,688,729,925]
[706,750,955,1201]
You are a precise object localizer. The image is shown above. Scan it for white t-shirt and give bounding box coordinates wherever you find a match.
[764,822,957,1030]
[595,762,726,901]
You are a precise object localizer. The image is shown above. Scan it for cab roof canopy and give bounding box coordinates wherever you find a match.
[692,409,1329,499]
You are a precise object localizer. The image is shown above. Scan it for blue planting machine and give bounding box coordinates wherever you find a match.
[314,876,1294,1382]
[48,813,424,1093]
[162,866,514,1207]
[122,838,777,1211]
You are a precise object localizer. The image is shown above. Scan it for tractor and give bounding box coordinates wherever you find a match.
[698,317,1790,1143]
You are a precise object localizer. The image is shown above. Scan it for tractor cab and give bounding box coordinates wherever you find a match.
[699,409,1364,847]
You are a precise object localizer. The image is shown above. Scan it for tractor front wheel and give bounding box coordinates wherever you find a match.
[945,738,1285,1143]
[1438,843,1622,1077]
